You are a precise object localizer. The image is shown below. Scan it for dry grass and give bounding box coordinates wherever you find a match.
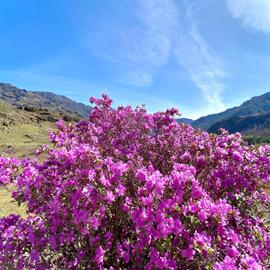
[0,121,55,217]
[0,122,55,158]
[0,187,27,218]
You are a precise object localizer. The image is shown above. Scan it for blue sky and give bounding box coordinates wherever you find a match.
[0,0,270,119]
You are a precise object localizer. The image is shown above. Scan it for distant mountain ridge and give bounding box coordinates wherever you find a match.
[192,91,270,130]
[0,83,91,118]
[2,82,270,138]
[176,118,194,125]
[208,112,270,135]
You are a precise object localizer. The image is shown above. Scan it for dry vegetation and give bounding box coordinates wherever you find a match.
[0,100,56,216]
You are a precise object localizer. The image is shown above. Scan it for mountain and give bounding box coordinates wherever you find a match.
[0,83,91,119]
[0,99,61,157]
[208,112,270,135]
[0,82,92,157]
[192,92,270,130]
[176,118,194,125]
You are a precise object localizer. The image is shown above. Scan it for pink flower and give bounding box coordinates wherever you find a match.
[30,249,39,262]
[214,256,237,270]
[106,191,115,204]
[241,255,263,270]
[227,246,239,258]
[95,246,105,265]
[136,170,147,182]
[1,95,270,269]
[181,247,195,260]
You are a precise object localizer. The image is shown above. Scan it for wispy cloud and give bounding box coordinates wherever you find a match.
[143,0,226,113]
[120,0,177,86]
[173,6,226,113]
[75,0,176,87]
[0,0,227,118]
[75,0,226,114]
[133,0,176,67]
[226,0,270,33]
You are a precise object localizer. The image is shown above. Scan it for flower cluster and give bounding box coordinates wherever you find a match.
[1,95,270,269]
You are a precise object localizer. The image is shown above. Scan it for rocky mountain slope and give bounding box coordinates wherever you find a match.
[208,112,270,134]
[0,83,91,118]
[193,92,270,130]
[0,100,65,157]
[176,118,194,125]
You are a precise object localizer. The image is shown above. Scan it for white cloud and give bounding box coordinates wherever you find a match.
[117,0,177,86]
[226,0,270,33]
[76,0,176,87]
[134,1,226,113]
[133,0,176,67]
[124,71,153,87]
[173,5,226,113]
[72,0,227,114]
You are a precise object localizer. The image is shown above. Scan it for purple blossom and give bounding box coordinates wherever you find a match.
[95,246,105,265]
[0,95,269,269]
[181,246,195,260]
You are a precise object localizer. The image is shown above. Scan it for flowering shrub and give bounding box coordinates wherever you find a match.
[1,95,270,269]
